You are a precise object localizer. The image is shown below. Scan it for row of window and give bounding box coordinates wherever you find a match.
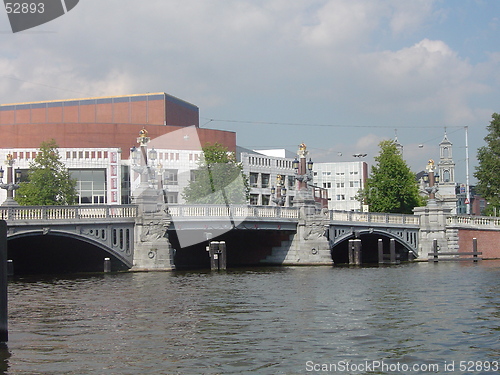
[247,156,294,169]
[322,181,361,188]
[65,151,110,160]
[249,173,295,188]
[316,171,359,176]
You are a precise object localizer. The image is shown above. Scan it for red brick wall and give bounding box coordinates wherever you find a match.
[47,106,63,122]
[0,123,236,158]
[458,229,500,259]
[0,95,198,127]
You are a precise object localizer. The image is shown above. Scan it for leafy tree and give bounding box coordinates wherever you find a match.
[16,139,77,205]
[474,113,500,215]
[357,140,425,214]
[182,143,250,204]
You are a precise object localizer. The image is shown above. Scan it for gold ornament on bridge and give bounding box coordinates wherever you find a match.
[426,159,435,172]
[298,142,308,158]
[137,128,150,146]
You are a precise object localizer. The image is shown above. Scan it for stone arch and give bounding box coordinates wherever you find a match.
[7,230,132,274]
[330,229,416,264]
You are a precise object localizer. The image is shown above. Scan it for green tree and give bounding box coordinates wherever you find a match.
[182,143,250,204]
[16,139,77,205]
[357,140,425,214]
[474,113,500,215]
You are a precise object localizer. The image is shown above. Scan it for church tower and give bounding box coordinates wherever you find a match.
[437,131,457,213]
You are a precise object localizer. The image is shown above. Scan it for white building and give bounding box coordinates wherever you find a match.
[0,146,204,206]
[238,147,297,206]
[312,161,368,211]
[0,148,124,205]
[129,148,203,204]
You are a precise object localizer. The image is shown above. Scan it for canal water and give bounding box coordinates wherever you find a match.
[1,261,500,374]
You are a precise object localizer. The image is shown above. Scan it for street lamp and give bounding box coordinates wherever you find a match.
[130,128,163,190]
[0,154,21,206]
[422,159,440,202]
[295,143,314,188]
[271,175,287,206]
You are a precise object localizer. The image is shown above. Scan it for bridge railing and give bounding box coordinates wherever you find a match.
[329,210,420,225]
[167,205,299,219]
[0,205,138,221]
[447,215,500,228]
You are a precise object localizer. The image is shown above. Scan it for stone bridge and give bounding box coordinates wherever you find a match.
[0,205,137,270]
[2,202,500,273]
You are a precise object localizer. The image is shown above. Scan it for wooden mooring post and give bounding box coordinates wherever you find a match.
[209,241,227,271]
[428,237,482,262]
[378,238,399,265]
[104,258,111,273]
[0,221,7,342]
[348,239,362,265]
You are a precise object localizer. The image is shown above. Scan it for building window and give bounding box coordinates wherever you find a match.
[70,169,107,205]
[261,174,270,188]
[165,192,178,204]
[443,170,450,182]
[250,194,259,205]
[121,165,130,204]
[190,170,198,182]
[164,169,178,185]
[262,194,270,206]
[288,175,295,188]
[250,173,259,187]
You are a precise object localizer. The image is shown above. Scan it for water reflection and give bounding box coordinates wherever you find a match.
[4,262,500,374]
[0,343,10,374]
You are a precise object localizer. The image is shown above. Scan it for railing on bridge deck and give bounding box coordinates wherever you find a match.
[447,215,500,228]
[329,210,420,226]
[167,205,299,219]
[0,205,138,221]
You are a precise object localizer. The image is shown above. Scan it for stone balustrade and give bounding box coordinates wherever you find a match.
[447,215,500,228]
[167,204,300,219]
[329,210,420,226]
[0,205,138,221]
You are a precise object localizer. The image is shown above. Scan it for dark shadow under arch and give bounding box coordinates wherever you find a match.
[8,232,130,275]
[331,231,413,265]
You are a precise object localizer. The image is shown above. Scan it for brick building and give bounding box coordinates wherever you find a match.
[0,93,236,205]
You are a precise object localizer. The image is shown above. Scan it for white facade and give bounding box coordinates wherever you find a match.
[239,151,297,206]
[313,161,367,211]
[130,148,203,204]
[1,147,205,206]
[0,148,123,205]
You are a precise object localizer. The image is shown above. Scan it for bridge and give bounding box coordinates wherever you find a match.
[1,203,499,273]
[1,205,137,273]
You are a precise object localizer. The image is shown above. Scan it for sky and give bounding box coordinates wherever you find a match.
[1,0,500,184]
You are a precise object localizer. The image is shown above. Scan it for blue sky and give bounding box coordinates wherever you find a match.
[1,0,500,183]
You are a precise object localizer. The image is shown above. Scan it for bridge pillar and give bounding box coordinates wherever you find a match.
[264,200,333,266]
[414,201,453,259]
[131,188,175,271]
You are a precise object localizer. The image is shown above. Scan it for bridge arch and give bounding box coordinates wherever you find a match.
[7,230,132,275]
[330,229,417,264]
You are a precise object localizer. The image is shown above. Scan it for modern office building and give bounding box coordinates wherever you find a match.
[238,147,297,206]
[312,161,368,211]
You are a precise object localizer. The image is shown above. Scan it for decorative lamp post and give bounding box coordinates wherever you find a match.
[130,128,163,190]
[0,154,21,206]
[271,174,287,206]
[423,159,440,203]
[294,143,314,192]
